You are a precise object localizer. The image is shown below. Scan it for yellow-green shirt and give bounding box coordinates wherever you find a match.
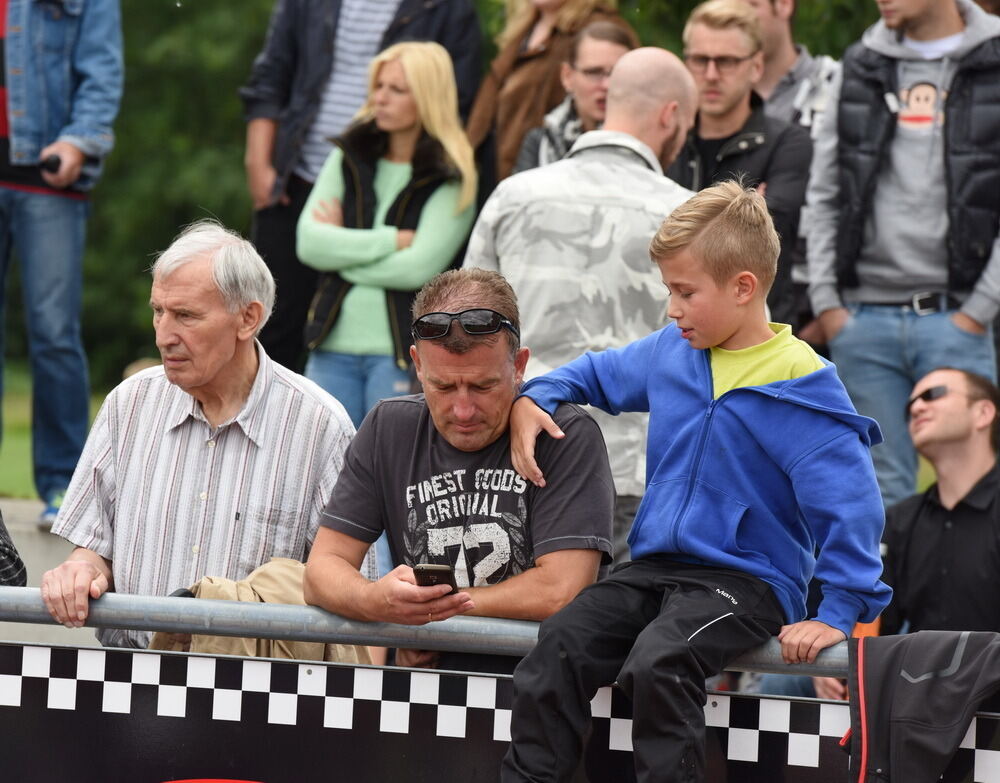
[710,323,825,399]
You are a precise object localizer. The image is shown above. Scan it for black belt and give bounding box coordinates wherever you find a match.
[865,292,961,315]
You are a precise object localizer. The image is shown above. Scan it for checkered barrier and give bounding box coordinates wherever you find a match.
[0,642,997,782]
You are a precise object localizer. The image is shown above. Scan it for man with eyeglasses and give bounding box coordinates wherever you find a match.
[464,47,696,564]
[806,0,1000,509]
[304,268,614,673]
[667,0,811,328]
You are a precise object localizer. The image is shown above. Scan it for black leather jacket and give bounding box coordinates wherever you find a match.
[240,0,481,197]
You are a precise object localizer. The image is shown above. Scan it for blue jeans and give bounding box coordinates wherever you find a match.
[0,188,90,502]
[754,673,817,698]
[306,349,411,578]
[305,350,411,428]
[829,304,996,507]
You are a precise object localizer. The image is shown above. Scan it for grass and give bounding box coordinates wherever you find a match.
[0,361,33,498]
[0,361,104,499]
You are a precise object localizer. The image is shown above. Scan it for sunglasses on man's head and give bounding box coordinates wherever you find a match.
[411,308,520,341]
[905,385,951,418]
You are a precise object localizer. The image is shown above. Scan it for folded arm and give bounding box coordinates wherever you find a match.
[295,148,398,270]
[338,182,473,290]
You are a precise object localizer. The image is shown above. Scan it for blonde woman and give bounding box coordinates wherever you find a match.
[298,41,477,428]
[467,0,638,183]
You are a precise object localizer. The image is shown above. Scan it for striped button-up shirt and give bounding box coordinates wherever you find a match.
[293,0,400,182]
[53,345,361,648]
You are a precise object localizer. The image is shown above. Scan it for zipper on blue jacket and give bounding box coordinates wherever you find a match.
[672,397,717,552]
[671,352,718,551]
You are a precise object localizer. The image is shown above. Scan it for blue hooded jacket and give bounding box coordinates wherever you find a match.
[521,323,892,637]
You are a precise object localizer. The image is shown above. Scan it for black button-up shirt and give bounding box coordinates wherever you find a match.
[882,461,1000,635]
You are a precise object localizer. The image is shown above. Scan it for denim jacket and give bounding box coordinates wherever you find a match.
[5,0,124,190]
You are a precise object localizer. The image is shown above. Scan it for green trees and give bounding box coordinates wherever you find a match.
[77,1,274,386]
[2,0,878,391]
[476,1,877,54]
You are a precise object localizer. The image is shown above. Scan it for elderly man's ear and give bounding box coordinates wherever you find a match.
[238,301,265,341]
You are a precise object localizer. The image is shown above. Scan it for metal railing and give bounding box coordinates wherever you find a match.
[0,586,848,677]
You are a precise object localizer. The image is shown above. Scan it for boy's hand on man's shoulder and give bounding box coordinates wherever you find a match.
[777,620,846,664]
[510,397,564,488]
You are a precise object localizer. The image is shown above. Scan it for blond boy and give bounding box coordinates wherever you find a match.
[500,181,890,783]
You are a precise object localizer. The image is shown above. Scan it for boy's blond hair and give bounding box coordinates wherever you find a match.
[682,0,763,54]
[649,180,779,292]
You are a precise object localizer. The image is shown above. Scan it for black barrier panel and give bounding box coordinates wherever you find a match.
[0,643,995,782]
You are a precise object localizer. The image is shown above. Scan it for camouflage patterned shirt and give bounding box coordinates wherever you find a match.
[464,131,694,497]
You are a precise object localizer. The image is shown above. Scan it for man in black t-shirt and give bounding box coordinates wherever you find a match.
[304,269,615,671]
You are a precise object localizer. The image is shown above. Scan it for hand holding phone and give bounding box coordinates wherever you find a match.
[412,563,459,595]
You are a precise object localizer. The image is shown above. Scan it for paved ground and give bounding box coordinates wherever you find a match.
[1,497,99,647]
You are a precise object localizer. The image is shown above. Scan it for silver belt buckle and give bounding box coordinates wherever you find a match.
[911,292,938,316]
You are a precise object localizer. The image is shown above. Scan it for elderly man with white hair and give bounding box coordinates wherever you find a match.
[41,220,359,648]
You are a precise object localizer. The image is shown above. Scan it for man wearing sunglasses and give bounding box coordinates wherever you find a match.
[667,0,812,328]
[803,368,1000,701]
[304,268,614,672]
[883,369,1000,635]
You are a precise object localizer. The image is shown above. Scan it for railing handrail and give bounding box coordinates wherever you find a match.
[0,586,848,677]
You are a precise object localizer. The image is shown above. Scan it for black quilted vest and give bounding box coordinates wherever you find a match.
[303,123,455,367]
[835,37,1000,291]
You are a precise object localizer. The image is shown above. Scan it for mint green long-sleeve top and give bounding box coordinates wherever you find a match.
[296,147,475,356]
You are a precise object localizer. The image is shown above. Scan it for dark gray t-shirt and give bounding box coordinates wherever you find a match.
[321,395,615,585]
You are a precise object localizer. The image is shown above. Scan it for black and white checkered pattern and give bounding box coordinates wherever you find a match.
[0,644,516,739]
[1,643,998,783]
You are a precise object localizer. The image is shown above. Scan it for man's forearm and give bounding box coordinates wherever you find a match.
[304,553,379,621]
[245,118,278,170]
[464,552,599,622]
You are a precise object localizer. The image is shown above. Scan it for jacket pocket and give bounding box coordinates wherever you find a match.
[39,0,84,56]
[677,480,753,560]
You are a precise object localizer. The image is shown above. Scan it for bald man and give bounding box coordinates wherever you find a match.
[464,48,697,563]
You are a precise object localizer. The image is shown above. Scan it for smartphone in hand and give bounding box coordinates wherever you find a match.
[413,563,458,595]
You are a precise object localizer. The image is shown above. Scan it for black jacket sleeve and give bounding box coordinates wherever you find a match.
[240,0,301,121]
[433,0,482,120]
[761,121,812,324]
[0,511,26,587]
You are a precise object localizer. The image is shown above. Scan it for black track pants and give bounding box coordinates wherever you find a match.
[501,557,785,783]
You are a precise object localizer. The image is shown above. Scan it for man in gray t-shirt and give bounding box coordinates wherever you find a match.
[304,269,615,671]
